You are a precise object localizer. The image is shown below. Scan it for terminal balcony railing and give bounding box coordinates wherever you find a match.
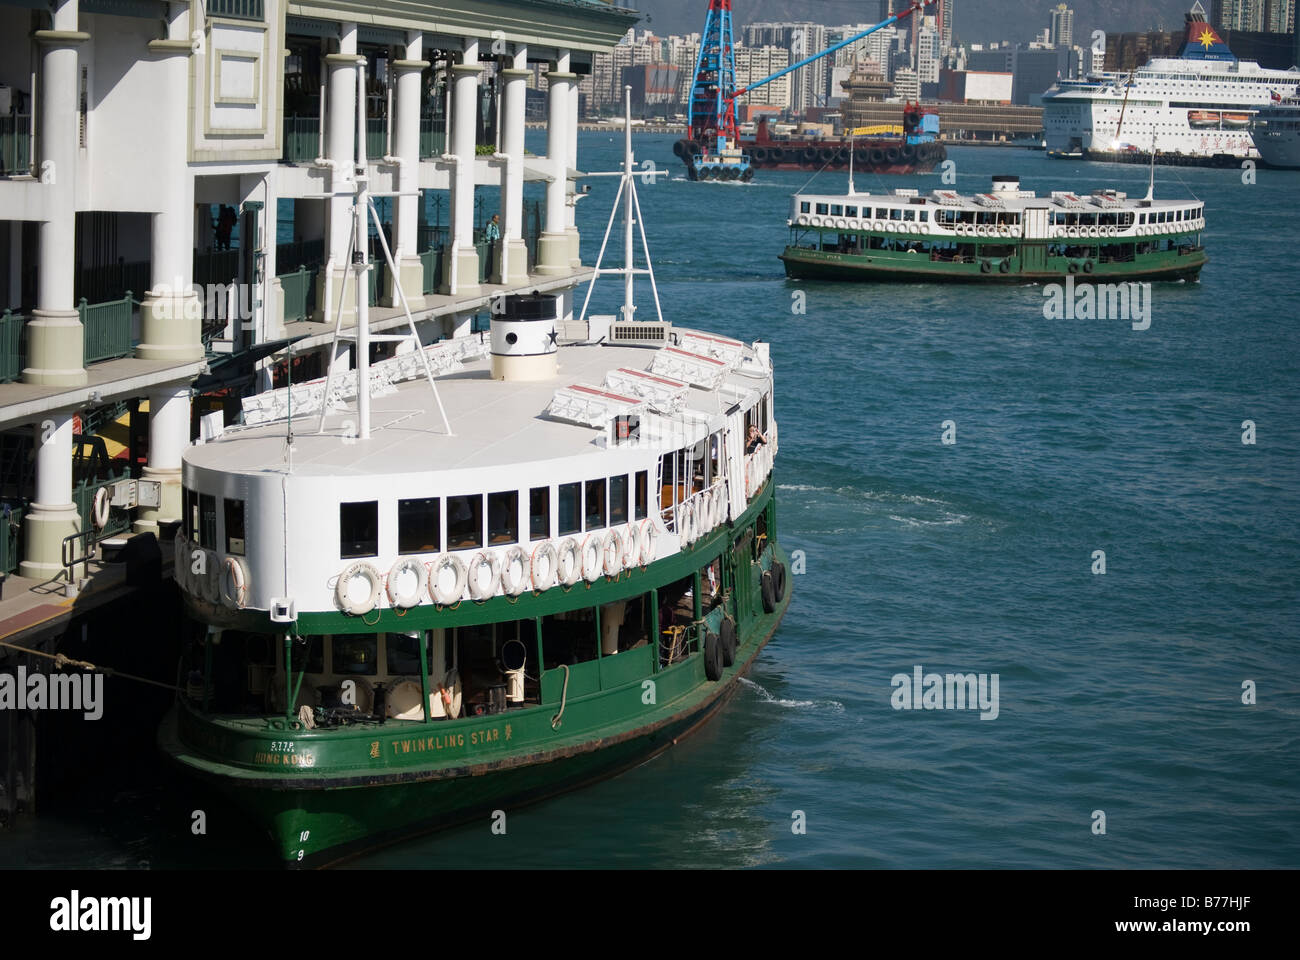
[0,114,31,177]
[80,293,134,365]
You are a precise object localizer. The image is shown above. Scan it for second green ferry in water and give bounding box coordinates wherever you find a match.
[781,175,1208,283]
[159,107,789,867]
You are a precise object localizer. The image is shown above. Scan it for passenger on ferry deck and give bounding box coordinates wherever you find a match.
[745,425,767,455]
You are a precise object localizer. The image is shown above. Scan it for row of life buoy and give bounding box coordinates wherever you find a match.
[801,215,933,237]
[335,520,661,615]
[174,531,246,609]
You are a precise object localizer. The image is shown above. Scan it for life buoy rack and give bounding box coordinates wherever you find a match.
[530,540,558,591]
[919,223,930,235]
[556,537,582,586]
[580,533,603,583]
[336,561,383,615]
[428,553,468,605]
[221,556,248,609]
[467,551,499,600]
[602,529,623,577]
[92,487,111,530]
[499,545,529,596]
[639,520,657,566]
[386,557,426,609]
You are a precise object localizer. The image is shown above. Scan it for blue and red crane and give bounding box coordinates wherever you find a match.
[673,0,944,181]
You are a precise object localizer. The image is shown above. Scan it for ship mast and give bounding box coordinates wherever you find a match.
[578,87,666,328]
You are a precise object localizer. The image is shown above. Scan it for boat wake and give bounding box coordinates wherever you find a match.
[739,677,844,712]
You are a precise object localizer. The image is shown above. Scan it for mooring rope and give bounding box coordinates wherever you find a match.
[550,663,570,730]
[0,637,182,692]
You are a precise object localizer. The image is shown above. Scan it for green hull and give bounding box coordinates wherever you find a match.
[159,484,791,866]
[781,243,1207,284]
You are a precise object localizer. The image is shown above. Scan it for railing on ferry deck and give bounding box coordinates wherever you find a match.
[742,423,778,501]
[661,478,728,536]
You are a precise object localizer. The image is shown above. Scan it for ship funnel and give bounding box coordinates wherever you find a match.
[491,294,559,381]
[991,175,1020,193]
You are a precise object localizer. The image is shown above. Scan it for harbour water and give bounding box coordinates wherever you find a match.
[5,136,1298,868]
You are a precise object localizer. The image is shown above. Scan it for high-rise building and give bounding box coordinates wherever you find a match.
[744,22,829,113]
[917,17,941,83]
[1050,4,1074,48]
[1211,0,1267,31]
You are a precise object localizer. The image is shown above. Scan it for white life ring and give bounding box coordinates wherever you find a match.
[887,222,897,233]
[221,556,248,609]
[796,214,809,226]
[556,537,581,586]
[336,561,383,615]
[1089,225,1100,237]
[919,223,929,234]
[499,545,529,597]
[639,520,658,565]
[1109,225,1119,236]
[679,501,695,545]
[810,215,823,227]
[92,487,111,530]
[467,551,499,600]
[621,523,640,570]
[602,529,623,577]
[998,224,1010,236]
[386,557,426,609]
[530,540,558,591]
[834,218,846,229]
[580,533,603,583]
[428,553,468,605]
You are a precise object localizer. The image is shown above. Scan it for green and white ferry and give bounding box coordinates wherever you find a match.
[159,115,790,867]
[780,175,1208,283]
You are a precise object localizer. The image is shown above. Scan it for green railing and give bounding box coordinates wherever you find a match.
[0,504,23,576]
[80,293,134,365]
[0,310,23,383]
[283,115,320,163]
[279,265,317,324]
[206,0,264,21]
[476,240,492,283]
[1,114,31,177]
[73,476,131,541]
[366,117,388,160]
[420,117,446,158]
[277,237,325,274]
[194,248,239,286]
[419,247,445,295]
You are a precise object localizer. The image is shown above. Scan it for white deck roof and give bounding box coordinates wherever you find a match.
[186,328,770,479]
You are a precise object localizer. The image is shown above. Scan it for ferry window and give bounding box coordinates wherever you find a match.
[558,482,581,536]
[184,487,197,540]
[815,203,829,215]
[635,470,648,520]
[398,497,440,554]
[340,501,378,558]
[585,478,606,530]
[199,493,217,549]
[903,209,915,221]
[333,634,377,677]
[919,211,928,222]
[446,495,483,550]
[386,632,423,675]
[224,498,246,555]
[830,204,843,215]
[530,487,550,541]
[876,207,889,218]
[891,209,902,220]
[1139,213,1146,224]
[800,201,810,213]
[610,475,629,525]
[845,206,858,217]
[487,490,519,544]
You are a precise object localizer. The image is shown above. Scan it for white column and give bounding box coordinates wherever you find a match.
[23,0,87,388]
[566,67,581,267]
[534,51,574,277]
[138,2,202,363]
[19,414,79,581]
[314,24,362,323]
[135,384,190,536]
[441,39,482,296]
[497,46,529,286]
[388,32,428,308]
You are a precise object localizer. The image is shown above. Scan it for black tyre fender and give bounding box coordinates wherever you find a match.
[900,144,917,164]
[999,259,1011,274]
[704,631,724,681]
[741,167,755,182]
[885,146,902,164]
[720,617,738,667]
[1082,259,1095,274]
[768,146,785,163]
[672,139,687,158]
[752,146,769,163]
[869,149,885,165]
[980,259,992,274]
[1067,260,1080,274]
[773,561,787,603]
[802,146,819,162]
[761,570,777,613]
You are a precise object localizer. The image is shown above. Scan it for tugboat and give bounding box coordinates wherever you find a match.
[158,94,791,867]
[780,174,1208,283]
[741,107,944,174]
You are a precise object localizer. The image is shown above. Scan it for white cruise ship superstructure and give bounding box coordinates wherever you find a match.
[1042,5,1300,165]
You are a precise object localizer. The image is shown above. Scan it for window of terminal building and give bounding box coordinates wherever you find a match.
[446,495,483,550]
[558,482,581,536]
[585,478,606,531]
[398,497,440,554]
[224,498,245,555]
[340,501,378,558]
[487,490,519,544]
[530,487,550,541]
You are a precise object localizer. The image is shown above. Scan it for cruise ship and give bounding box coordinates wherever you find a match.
[1042,4,1300,165]
[1253,96,1300,168]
